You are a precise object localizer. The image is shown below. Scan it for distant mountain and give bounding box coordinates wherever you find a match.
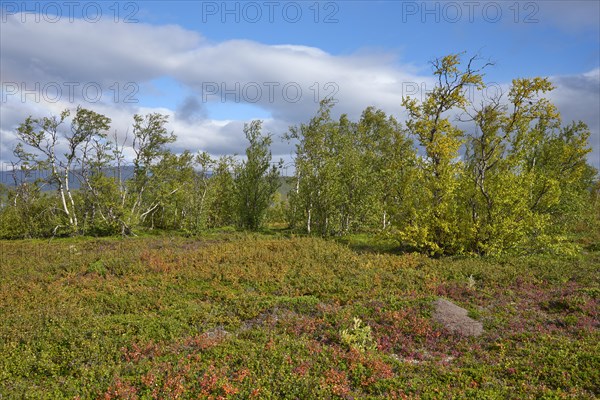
[0,166,136,191]
[0,167,293,196]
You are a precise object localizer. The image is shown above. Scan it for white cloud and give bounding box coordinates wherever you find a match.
[1,16,201,84]
[1,14,598,170]
[550,69,600,169]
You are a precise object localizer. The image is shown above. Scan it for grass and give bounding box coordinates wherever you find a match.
[0,234,598,398]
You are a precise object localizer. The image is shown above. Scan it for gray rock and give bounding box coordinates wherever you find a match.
[432,298,483,337]
[203,326,229,339]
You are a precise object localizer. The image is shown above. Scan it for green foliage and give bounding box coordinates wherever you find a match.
[127,112,177,232]
[340,317,377,352]
[399,53,488,255]
[0,185,64,239]
[286,98,339,234]
[459,75,595,255]
[1,53,597,255]
[207,156,237,228]
[234,120,281,231]
[10,106,112,235]
[285,53,596,256]
[131,113,176,173]
[265,191,289,226]
[179,151,216,233]
[139,151,196,230]
[286,99,416,236]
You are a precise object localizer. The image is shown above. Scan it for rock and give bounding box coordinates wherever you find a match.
[203,326,229,339]
[239,307,298,332]
[432,298,483,337]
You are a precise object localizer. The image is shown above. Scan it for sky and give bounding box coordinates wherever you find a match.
[1,0,599,174]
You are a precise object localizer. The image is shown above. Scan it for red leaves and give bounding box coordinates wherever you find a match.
[322,368,351,397]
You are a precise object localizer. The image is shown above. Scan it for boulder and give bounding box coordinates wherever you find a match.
[432,298,483,337]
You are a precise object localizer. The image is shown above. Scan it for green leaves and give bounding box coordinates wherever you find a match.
[461,73,596,255]
[1,54,597,251]
[234,121,281,231]
[287,100,416,236]
[340,317,377,352]
[285,53,596,256]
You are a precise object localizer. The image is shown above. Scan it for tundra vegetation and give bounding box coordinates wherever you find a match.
[0,54,598,398]
[0,236,598,398]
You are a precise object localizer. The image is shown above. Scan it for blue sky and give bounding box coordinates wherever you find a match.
[140,1,600,76]
[1,1,599,166]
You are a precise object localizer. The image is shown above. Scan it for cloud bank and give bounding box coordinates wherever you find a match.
[1,14,598,170]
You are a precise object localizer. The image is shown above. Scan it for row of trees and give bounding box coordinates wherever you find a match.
[1,53,597,255]
[0,112,280,238]
[286,54,596,255]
